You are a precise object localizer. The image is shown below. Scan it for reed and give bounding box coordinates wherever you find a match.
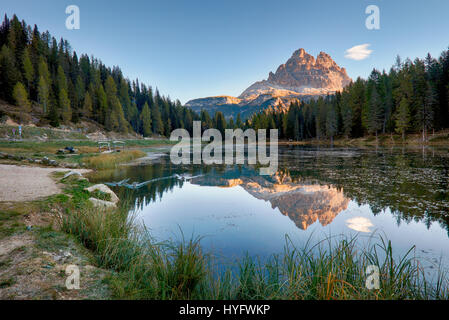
[84,150,146,169]
[58,203,449,300]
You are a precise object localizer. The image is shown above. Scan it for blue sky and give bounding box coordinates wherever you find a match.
[2,0,449,103]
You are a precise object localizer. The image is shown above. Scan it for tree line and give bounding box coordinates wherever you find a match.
[0,14,202,136]
[1,15,449,142]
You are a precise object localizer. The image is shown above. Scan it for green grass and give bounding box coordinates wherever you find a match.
[56,197,449,300]
[0,138,175,167]
[0,139,175,153]
[43,173,449,300]
[0,125,87,141]
[0,207,26,240]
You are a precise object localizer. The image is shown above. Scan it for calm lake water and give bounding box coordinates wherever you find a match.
[89,145,449,271]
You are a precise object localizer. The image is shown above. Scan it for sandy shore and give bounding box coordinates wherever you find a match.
[0,164,90,202]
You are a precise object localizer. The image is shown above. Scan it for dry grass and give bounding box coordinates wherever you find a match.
[84,150,146,169]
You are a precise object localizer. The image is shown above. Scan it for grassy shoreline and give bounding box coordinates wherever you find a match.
[54,176,449,300]
[0,138,175,169]
[0,165,448,299]
[277,130,449,147]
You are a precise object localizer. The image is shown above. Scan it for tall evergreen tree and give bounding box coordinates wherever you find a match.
[151,101,164,135]
[395,97,411,140]
[22,47,33,95]
[37,75,49,114]
[13,81,30,112]
[140,102,152,137]
[59,88,71,123]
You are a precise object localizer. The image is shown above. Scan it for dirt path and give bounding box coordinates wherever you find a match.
[0,164,109,299]
[0,164,90,202]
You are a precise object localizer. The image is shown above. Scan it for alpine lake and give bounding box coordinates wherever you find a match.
[88,145,449,276]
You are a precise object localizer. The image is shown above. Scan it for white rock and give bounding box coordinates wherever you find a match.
[88,197,117,208]
[85,184,119,204]
[63,171,82,179]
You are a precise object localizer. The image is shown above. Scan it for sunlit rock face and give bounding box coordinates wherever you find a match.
[243,183,350,230]
[190,170,350,230]
[185,48,351,119]
[240,49,351,100]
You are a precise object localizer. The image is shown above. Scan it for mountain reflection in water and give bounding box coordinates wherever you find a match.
[189,171,349,231]
[88,146,449,263]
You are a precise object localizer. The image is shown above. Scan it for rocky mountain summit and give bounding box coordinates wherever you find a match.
[186,48,351,119]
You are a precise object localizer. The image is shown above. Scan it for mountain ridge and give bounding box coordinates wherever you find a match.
[185,48,352,119]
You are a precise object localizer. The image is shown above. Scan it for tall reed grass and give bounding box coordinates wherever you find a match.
[58,204,449,300]
[84,150,146,169]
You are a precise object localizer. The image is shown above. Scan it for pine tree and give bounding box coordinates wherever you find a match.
[59,88,72,123]
[151,101,164,135]
[96,84,107,124]
[75,75,85,110]
[0,45,21,102]
[82,91,92,117]
[140,102,152,136]
[13,81,30,112]
[366,87,383,139]
[228,117,235,129]
[418,83,436,141]
[38,57,51,86]
[200,110,213,132]
[341,90,353,138]
[22,47,33,95]
[326,104,338,143]
[395,97,411,140]
[37,76,49,114]
[214,111,226,136]
[119,78,131,121]
[104,76,119,131]
[57,65,67,93]
[236,113,243,128]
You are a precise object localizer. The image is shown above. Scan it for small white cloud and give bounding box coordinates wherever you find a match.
[345,44,373,61]
[346,217,374,233]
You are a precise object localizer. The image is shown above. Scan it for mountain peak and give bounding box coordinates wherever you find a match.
[240,48,351,100]
[186,48,352,120]
[292,48,307,57]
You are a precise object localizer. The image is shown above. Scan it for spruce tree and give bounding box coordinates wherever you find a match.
[13,81,30,112]
[341,90,353,138]
[236,113,243,128]
[59,88,71,123]
[0,45,21,102]
[82,91,92,117]
[140,102,152,136]
[22,47,33,95]
[37,76,49,114]
[151,101,164,135]
[326,104,338,143]
[395,97,411,140]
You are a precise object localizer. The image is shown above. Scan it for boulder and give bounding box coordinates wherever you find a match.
[62,171,83,180]
[85,184,119,204]
[88,197,117,208]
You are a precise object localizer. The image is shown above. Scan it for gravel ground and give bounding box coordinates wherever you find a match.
[0,164,90,202]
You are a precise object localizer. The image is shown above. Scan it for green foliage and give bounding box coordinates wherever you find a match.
[139,102,152,137]
[37,76,49,114]
[59,88,71,123]
[0,14,200,135]
[395,97,411,139]
[22,47,33,92]
[12,81,30,112]
[242,51,449,142]
[82,91,92,117]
